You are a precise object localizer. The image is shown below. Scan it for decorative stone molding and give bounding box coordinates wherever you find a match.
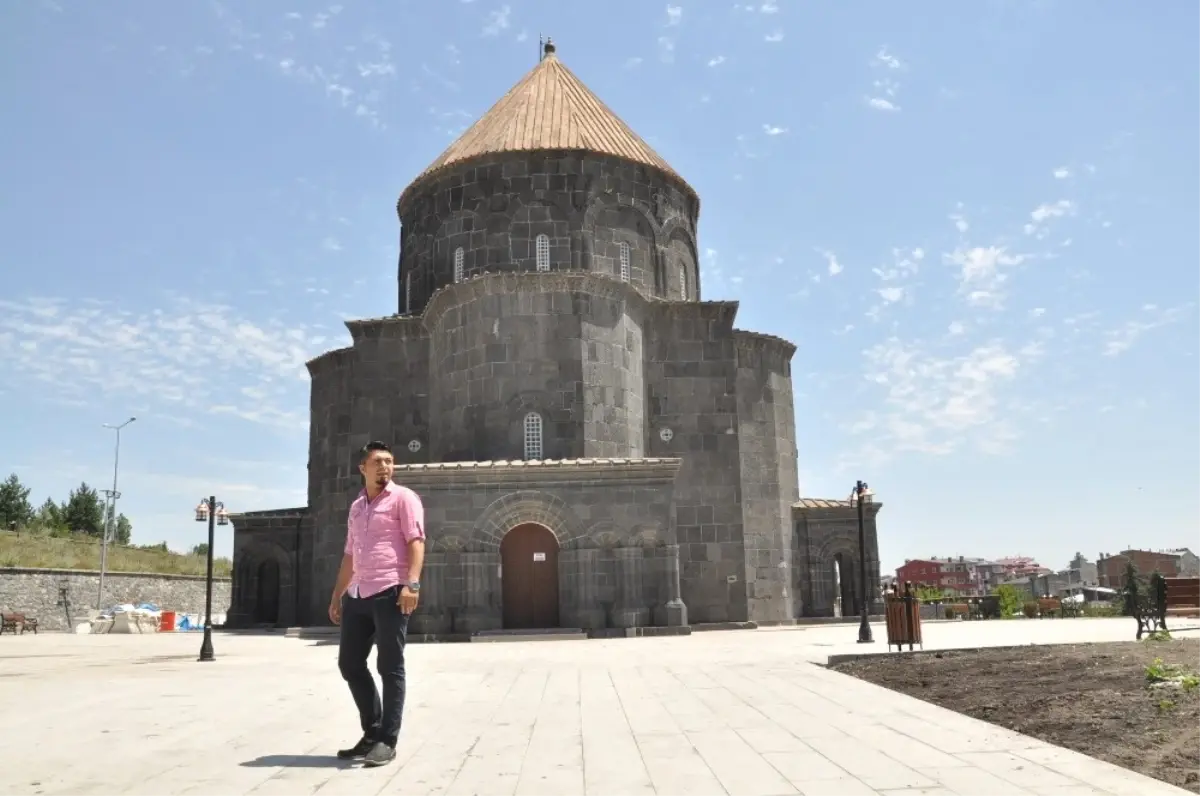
[469,490,589,551]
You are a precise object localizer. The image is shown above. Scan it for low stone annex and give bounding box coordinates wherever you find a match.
[228,40,882,633]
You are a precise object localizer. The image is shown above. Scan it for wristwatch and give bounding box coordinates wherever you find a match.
[407,581,421,592]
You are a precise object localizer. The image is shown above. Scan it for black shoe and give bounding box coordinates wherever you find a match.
[336,736,375,760]
[362,741,396,767]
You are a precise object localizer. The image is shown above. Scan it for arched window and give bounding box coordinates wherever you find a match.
[618,242,631,282]
[678,264,688,300]
[453,247,464,283]
[523,412,543,460]
[535,234,550,272]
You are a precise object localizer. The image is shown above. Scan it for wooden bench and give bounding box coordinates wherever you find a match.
[0,613,36,635]
[1165,577,1200,619]
[1037,598,1062,618]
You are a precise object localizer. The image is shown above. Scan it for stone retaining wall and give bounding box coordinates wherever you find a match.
[0,568,231,632]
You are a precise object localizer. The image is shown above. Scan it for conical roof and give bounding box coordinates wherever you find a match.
[398,41,692,211]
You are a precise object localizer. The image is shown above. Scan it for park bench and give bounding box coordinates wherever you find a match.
[0,612,37,635]
[1037,597,1061,618]
[947,603,969,620]
[1164,577,1200,619]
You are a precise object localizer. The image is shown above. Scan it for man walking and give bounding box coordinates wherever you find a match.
[328,440,426,767]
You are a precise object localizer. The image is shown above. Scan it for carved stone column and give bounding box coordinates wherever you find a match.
[456,551,501,632]
[409,554,451,635]
[613,547,648,628]
[661,544,689,627]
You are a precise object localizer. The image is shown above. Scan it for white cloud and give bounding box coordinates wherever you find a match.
[763,124,788,136]
[665,4,683,25]
[760,0,779,12]
[948,321,965,335]
[708,55,726,67]
[817,249,843,276]
[322,236,342,253]
[944,245,1027,309]
[658,36,676,63]
[878,286,906,303]
[949,212,969,233]
[873,47,905,70]
[482,5,511,36]
[1053,167,1071,179]
[0,296,330,432]
[867,97,899,112]
[764,30,784,43]
[847,338,1027,462]
[624,56,644,69]
[1102,304,1192,357]
[1023,199,1075,237]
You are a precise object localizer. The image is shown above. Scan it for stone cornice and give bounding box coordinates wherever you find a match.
[392,457,683,487]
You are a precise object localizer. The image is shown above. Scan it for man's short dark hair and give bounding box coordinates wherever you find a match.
[359,441,392,463]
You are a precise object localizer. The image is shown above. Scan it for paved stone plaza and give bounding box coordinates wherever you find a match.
[1,619,1195,796]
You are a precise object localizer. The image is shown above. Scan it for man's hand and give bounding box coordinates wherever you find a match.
[398,586,419,615]
[328,594,342,625]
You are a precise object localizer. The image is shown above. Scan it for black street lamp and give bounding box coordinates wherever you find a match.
[852,480,875,644]
[193,496,229,662]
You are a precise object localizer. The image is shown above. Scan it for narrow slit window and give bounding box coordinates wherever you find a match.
[523,412,544,460]
[405,272,412,313]
[678,264,687,300]
[618,242,631,282]
[453,247,464,283]
[535,234,550,272]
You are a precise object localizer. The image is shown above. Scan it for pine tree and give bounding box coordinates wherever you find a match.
[0,474,34,529]
[61,482,105,536]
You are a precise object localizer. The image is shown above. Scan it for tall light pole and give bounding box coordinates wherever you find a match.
[193,496,229,662]
[98,417,136,610]
[852,480,875,644]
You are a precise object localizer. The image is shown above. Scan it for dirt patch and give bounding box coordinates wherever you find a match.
[831,638,1200,793]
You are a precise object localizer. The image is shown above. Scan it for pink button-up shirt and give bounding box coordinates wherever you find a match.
[344,482,425,599]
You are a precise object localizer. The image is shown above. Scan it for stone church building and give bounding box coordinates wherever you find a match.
[228,41,882,633]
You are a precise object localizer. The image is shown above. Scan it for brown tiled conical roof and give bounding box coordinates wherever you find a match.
[398,41,692,210]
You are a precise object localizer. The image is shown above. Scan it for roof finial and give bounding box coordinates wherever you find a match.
[543,37,556,58]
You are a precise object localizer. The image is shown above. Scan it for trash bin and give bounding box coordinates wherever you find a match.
[160,611,176,632]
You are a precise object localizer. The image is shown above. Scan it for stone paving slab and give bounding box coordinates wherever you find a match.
[0,618,1194,796]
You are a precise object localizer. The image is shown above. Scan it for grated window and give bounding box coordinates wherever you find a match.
[618,242,631,282]
[453,247,464,283]
[535,234,550,272]
[523,412,543,460]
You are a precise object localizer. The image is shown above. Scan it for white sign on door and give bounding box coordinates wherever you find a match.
[533,552,546,562]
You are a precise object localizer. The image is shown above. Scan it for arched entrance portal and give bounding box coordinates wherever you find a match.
[500,523,560,629]
[254,559,281,625]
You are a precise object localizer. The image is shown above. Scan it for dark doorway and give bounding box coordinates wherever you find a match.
[833,553,857,617]
[254,560,281,625]
[500,523,560,629]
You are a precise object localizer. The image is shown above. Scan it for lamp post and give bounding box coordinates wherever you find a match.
[98,417,136,611]
[852,480,875,644]
[193,496,229,662]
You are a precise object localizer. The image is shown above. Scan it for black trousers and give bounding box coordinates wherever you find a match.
[337,585,409,748]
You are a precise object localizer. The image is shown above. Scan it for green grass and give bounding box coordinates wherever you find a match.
[0,530,232,577]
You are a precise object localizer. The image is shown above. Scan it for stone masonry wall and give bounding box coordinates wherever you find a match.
[396,152,700,314]
[423,274,647,462]
[0,568,231,632]
[304,461,679,629]
[734,331,799,624]
[644,302,747,623]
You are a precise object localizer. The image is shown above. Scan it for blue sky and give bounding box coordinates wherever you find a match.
[1,1,1196,573]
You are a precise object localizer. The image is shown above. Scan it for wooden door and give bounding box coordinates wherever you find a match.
[500,523,560,629]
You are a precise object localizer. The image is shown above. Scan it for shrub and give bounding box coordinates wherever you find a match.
[1082,602,1119,618]
[1022,601,1039,618]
